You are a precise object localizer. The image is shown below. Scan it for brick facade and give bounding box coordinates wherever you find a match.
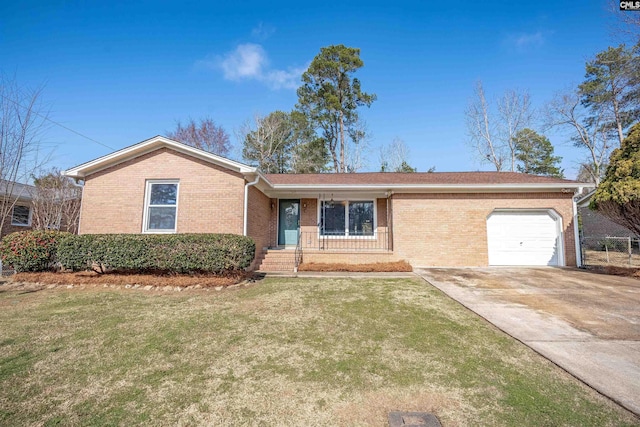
[79,148,245,235]
[392,192,576,267]
[73,145,580,269]
[246,186,274,268]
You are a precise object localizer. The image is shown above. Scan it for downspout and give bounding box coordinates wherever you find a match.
[243,175,260,236]
[386,191,394,251]
[76,180,85,234]
[573,187,583,267]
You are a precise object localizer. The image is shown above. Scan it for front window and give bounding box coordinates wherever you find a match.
[11,205,31,226]
[144,180,178,232]
[320,200,374,236]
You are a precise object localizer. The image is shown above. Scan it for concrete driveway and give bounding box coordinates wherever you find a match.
[416,267,640,416]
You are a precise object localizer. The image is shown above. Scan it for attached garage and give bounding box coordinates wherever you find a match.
[486,209,564,266]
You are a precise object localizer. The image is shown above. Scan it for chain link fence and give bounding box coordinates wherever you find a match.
[581,236,640,267]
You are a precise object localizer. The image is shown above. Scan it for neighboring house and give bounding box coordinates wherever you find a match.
[63,136,592,270]
[576,190,636,239]
[0,180,35,238]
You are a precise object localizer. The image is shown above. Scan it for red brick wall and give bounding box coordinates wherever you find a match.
[392,192,576,267]
[79,148,245,234]
[246,186,273,267]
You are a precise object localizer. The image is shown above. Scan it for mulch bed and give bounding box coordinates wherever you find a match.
[12,271,252,288]
[298,260,413,272]
[587,265,640,279]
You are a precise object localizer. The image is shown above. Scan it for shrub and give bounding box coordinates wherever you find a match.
[0,230,71,272]
[57,233,255,274]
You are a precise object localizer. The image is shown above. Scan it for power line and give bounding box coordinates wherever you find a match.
[0,93,116,150]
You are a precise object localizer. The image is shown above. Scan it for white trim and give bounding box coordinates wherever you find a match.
[11,205,32,227]
[243,175,260,236]
[317,198,377,239]
[142,180,179,233]
[63,136,257,179]
[270,183,590,193]
[573,194,583,267]
[487,208,565,267]
[576,189,596,208]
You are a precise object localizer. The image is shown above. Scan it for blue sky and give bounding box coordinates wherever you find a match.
[0,0,626,178]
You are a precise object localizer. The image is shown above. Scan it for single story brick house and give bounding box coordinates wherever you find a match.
[64,136,592,270]
[0,180,35,238]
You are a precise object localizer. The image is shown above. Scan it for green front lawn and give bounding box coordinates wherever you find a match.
[0,278,637,426]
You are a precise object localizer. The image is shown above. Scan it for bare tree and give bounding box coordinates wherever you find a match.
[345,118,371,172]
[465,81,534,171]
[0,75,49,232]
[465,81,504,171]
[609,0,640,43]
[167,117,231,157]
[545,90,613,185]
[498,89,533,171]
[239,111,292,173]
[379,138,418,172]
[30,168,82,233]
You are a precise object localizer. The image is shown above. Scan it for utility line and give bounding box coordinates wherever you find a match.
[0,93,116,150]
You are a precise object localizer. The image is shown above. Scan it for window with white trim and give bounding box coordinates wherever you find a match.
[320,200,375,236]
[143,180,179,232]
[11,205,31,226]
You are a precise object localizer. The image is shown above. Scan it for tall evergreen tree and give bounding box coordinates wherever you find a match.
[579,44,640,146]
[591,123,640,235]
[296,45,376,173]
[513,128,564,177]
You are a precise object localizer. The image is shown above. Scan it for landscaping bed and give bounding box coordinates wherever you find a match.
[588,265,640,279]
[12,271,251,288]
[298,260,412,272]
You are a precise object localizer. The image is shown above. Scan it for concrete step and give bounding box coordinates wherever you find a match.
[256,249,297,272]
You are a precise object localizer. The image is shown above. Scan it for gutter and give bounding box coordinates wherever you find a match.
[573,187,584,267]
[243,175,261,236]
[268,183,592,193]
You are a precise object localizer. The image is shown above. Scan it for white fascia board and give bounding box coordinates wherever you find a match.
[268,182,591,194]
[63,136,256,178]
[575,189,596,207]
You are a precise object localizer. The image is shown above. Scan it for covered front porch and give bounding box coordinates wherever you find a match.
[256,193,395,271]
[272,195,393,252]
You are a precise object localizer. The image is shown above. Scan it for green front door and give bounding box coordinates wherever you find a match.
[278,199,300,246]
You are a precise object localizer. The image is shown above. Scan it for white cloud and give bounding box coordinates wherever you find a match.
[265,67,307,90]
[197,43,305,90]
[220,43,267,80]
[251,22,275,40]
[505,31,549,51]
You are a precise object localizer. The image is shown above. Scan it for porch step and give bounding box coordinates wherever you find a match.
[256,249,297,272]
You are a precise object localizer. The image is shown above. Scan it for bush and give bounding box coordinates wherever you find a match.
[57,233,255,274]
[0,230,71,272]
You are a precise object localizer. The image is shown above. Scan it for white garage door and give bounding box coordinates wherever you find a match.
[487,210,561,266]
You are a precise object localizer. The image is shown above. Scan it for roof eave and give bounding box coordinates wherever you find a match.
[63,136,257,179]
[268,182,591,193]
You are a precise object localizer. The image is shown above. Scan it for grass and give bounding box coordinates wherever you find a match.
[0,277,637,426]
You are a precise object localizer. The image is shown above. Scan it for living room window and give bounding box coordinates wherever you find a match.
[143,180,179,232]
[11,205,31,226]
[320,200,374,236]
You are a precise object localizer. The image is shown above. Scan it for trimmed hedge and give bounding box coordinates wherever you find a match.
[0,230,71,272]
[57,233,255,274]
